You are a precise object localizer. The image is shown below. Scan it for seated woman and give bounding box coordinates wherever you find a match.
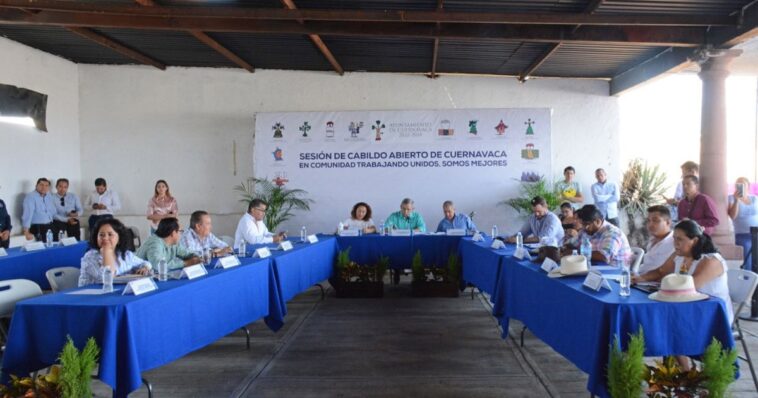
[137,217,201,271]
[342,202,376,234]
[632,219,732,369]
[728,177,758,270]
[78,218,151,286]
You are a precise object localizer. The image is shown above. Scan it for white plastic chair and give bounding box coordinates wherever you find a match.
[727,268,758,392]
[128,226,142,249]
[45,267,81,292]
[0,279,43,343]
[220,235,235,247]
[630,247,645,275]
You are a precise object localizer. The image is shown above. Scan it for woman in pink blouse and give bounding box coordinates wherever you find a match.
[146,180,178,234]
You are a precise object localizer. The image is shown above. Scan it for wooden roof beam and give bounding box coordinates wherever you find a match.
[66,27,165,69]
[280,0,343,75]
[429,0,443,79]
[0,1,737,27]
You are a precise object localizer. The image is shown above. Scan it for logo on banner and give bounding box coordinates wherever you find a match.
[525,118,535,135]
[273,147,284,161]
[273,172,289,186]
[521,143,539,160]
[494,120,508,136]
[520,171,541,182]
[299,122,312,137]
[468,120,478,135]
[372,120,385,141]
[438,119,454,136]
[272,122,285,138]
[325,121,335,138]
[348,121,364,138]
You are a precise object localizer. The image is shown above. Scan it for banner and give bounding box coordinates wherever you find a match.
[254,108,551,234]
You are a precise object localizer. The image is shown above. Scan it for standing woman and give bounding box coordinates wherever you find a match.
[728,177,758,270]
[147,180,178,234]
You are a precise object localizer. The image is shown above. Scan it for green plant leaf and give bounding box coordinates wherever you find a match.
[234,178,314,231]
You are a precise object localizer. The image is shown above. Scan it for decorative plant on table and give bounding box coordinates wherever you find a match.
[0,336,99,398]
[619,159,668,248]
[234,177,313,231]
[500,177,561,216]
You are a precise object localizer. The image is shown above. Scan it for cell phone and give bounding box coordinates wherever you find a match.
[737,183,746,197]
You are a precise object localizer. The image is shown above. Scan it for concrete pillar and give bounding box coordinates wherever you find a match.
[698,49,743,259]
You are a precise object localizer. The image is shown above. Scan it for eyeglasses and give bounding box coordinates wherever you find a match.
[253,207,267,213]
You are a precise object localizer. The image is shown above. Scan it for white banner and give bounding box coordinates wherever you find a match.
[254,108,551,234]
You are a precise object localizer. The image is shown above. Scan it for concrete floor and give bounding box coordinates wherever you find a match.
[91,276,758,397]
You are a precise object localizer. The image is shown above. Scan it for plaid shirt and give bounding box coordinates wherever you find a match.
[572,221,631,264]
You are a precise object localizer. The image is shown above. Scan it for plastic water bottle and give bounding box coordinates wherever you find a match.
[300,226,307,242]
[45,229,53,248]
[102,268,114,293]
[619,265,631,297]
[491,225,498,239]
[338,222,344,234]
[203,247,211,266]
[157,259,168,282]
[58,230,65,243]
[238,239,246,257]
[515,232,523,249]
[378,220,385,236]
[580,237,592,269]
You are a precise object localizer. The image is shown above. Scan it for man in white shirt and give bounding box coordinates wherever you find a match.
[591,168,620,227]
[234,199,285,247]
[86,178,121,231]
[638,205,675,275]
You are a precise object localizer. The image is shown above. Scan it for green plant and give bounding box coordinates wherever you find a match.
[619,159,669,247]
[234,177,313,231]
[411,250,425,282]
[446,253,460,283]
[701,338,737,398]
[646,356,703,397]
[336,247,351,273]
[608,327,646,398]
[500,177,561,215]
[376,255,389,282]
[0,368,60,398]
[58,336,99,398]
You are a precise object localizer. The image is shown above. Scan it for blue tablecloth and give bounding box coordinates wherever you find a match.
[463,240,736,397]
[335,234,461,269]
[0,242,88,289]
[459,237,504,296]
[1,257,280,398]
[268,236,337,304]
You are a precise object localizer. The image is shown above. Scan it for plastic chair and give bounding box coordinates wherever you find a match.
[45,267,81,292]
[0,279,43,343]
[220,235,235,247]
[630,247,645,275]
[727,268,758,392]
[128,226,142,249]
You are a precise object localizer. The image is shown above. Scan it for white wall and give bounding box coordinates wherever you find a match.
[0,37,80,244]
[78,66,620,238]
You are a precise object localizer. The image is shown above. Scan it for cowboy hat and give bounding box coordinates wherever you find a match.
[548,255,589,278]
[648,274,709,302]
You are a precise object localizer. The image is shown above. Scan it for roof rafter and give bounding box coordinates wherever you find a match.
[429,0,443,79]
[280,0,343,75]
[66,26,166,69]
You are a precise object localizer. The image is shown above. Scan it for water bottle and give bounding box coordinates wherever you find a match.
[491,225,498,239]
[571,249,578,256]
[58,230,65,243]
[203,248,211,266]
[102,267,114,293]
[157,259,168,282]
[580,237,592,269]
[619,265,631,297]
[338,222,344,234]
[515,232,523,249]
[45,229,53,248]
[300,226,307,242]
[378,220,385,236]
[238,239,246,257]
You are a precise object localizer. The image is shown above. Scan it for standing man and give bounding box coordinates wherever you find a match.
[181,210,232,256]
[555,166,583,209]
[637,205,674,275]
[507,196,563,244]
[234,199,286,246]
[435,200,476,233]
[666,161,699,221]
[0,189,11,249]
[386,198,427,232]
[86,178,121,232]
[22,178,57,242]
[591,168,620,226]
[677,175,719,235]
[52,178,83,240]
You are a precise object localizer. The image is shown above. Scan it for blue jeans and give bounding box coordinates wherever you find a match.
[735,233,753,271]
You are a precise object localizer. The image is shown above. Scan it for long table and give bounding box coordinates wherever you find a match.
[459,237,735,397]
[0,242,89,289]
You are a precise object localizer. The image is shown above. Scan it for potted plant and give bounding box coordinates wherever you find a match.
[607,327,646,398]
[234,177,314,231]
[500,177,562,215]
[619,159,668,248]
[329,247,387,298]
[411,251,460,297]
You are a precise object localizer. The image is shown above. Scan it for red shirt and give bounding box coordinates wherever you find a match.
[677,193,720,235]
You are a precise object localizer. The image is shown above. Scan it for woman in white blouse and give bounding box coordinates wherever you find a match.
[342,202,376,234]
[78,218,151,287]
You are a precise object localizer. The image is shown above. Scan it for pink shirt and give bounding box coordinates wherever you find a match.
[677,193,719,235]
[146,195,178,229]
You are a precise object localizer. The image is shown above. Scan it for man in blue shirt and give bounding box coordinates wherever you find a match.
[52,178,83,241]
[591,168,620,227]
[436,200,476,233]
[385,198,426,232]
[22,178,57,242]
[507,196,564,245]
[0,194,11,249]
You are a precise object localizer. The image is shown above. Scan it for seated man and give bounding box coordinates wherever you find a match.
[234,199,285,246]
[436,200,476,233]
[52,178,83,241]
[386,198,426,232]
[565,205,631,265]
[180,210,233,256]
[507,196,563,244]
[136,217,200,271]
[22,178,57,242]
[0,195,11,249]
[637,205,674,275]
[86,177,121,232]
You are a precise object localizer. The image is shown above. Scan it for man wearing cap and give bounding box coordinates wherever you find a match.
[565,205,631,264]
[22,178,57,242]
[507,196,563,244]
[638,205,674,275]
